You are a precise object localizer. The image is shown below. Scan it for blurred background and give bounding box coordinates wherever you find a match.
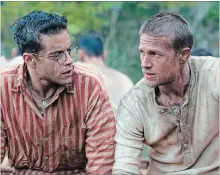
[1,1,219,84]
[1,1,219,83]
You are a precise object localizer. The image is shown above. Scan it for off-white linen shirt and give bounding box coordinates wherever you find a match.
[113,56,219,174]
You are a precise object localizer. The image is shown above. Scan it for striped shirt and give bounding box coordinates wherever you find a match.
[1,62,116,174]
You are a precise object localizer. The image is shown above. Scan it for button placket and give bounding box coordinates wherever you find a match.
[179,133,183,140]
[43,100,47,105]
[41,136,49,145]
[43,137,48,141]
[44,155,49,160]
[179,104,191,152]
[183,150,192,165]
[160,108,168,113]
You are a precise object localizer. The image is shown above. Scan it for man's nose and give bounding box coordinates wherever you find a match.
[64,52,73,65]
[141,56,152,68]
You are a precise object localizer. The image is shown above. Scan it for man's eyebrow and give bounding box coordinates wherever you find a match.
[48,44,73,54]
[48,50,62,55]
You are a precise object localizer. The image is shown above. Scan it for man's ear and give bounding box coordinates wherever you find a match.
[23,53,36,67]
[180,48,190,64]
[102,50,107,61]
[78,49,86,62]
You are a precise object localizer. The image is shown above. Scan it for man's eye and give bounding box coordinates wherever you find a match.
[51,52,62,58]
[149,51,156,56]
[140,50,145,55]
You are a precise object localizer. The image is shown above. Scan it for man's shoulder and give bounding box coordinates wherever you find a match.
[121,78,153,103]
[190,56,219,94]
[190,56,219,72]
[1,65,21,90]
[7,56,23,66]
[1,64,21,78]
[201,56,219,71]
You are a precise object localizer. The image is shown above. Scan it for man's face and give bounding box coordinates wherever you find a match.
[138,34,181,88]
[35,30,74,86]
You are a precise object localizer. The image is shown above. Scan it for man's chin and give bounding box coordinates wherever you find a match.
[58,78,72,86]
[145,78,157,88]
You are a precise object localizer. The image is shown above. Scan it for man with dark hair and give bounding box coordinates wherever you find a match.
[78,32,133,110]
[79,32,104,58]
[113,12,219,174]
[1,11,116,174]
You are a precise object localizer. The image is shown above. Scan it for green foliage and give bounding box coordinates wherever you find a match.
[1,1,219,83]
[1,1,112,57]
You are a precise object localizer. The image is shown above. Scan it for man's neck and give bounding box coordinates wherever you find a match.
[156,63,190,106]
[83,56,106,68]
[27,67,57,99]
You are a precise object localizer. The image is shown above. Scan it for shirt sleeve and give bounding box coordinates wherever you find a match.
[209,58,220,101]
[85,86,116,174]
[113,98,144,175]
[1,108,7,163]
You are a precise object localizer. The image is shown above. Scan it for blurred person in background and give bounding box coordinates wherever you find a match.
[1,10,116,174]
[0,56,9,71]
[11,47,19,58]
[7,47,23,66]
[1,47,23,71]
[191,47,213,56]
[113,12,219,174]
[78,32,134,111]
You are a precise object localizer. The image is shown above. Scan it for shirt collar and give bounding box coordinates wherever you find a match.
[65,83,74,93]
[188,56,196,90]
[12,62,26,92]
[150,57,195,106]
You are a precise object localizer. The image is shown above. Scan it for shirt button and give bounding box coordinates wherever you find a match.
[43,137,48,141]
[184,153,192,164]
[44,156,49,160]
[180,123,184,127]
[42,101,47,106]
[179,133,183,140]
[184,144,188,148]
[160,108,168,113]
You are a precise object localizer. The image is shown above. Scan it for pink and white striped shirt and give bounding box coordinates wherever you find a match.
[1,62,116,174]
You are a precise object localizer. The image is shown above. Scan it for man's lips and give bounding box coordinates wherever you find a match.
[144,72,155,80]
[145,72,155,75]
[62,68,73,74]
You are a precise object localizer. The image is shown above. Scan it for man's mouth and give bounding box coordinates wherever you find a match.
[63,68,72,74]
[144,73,155,80]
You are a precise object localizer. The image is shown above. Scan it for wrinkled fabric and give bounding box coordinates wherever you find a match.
[1,62,116,174]
[76,62,134,111]
[113,56,219,174]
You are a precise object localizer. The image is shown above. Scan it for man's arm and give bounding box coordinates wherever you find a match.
[85,88,116,174]
[113,99,144,175]
[209,58,220,100]
[1,108,7,163]
[0,76,14,172]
